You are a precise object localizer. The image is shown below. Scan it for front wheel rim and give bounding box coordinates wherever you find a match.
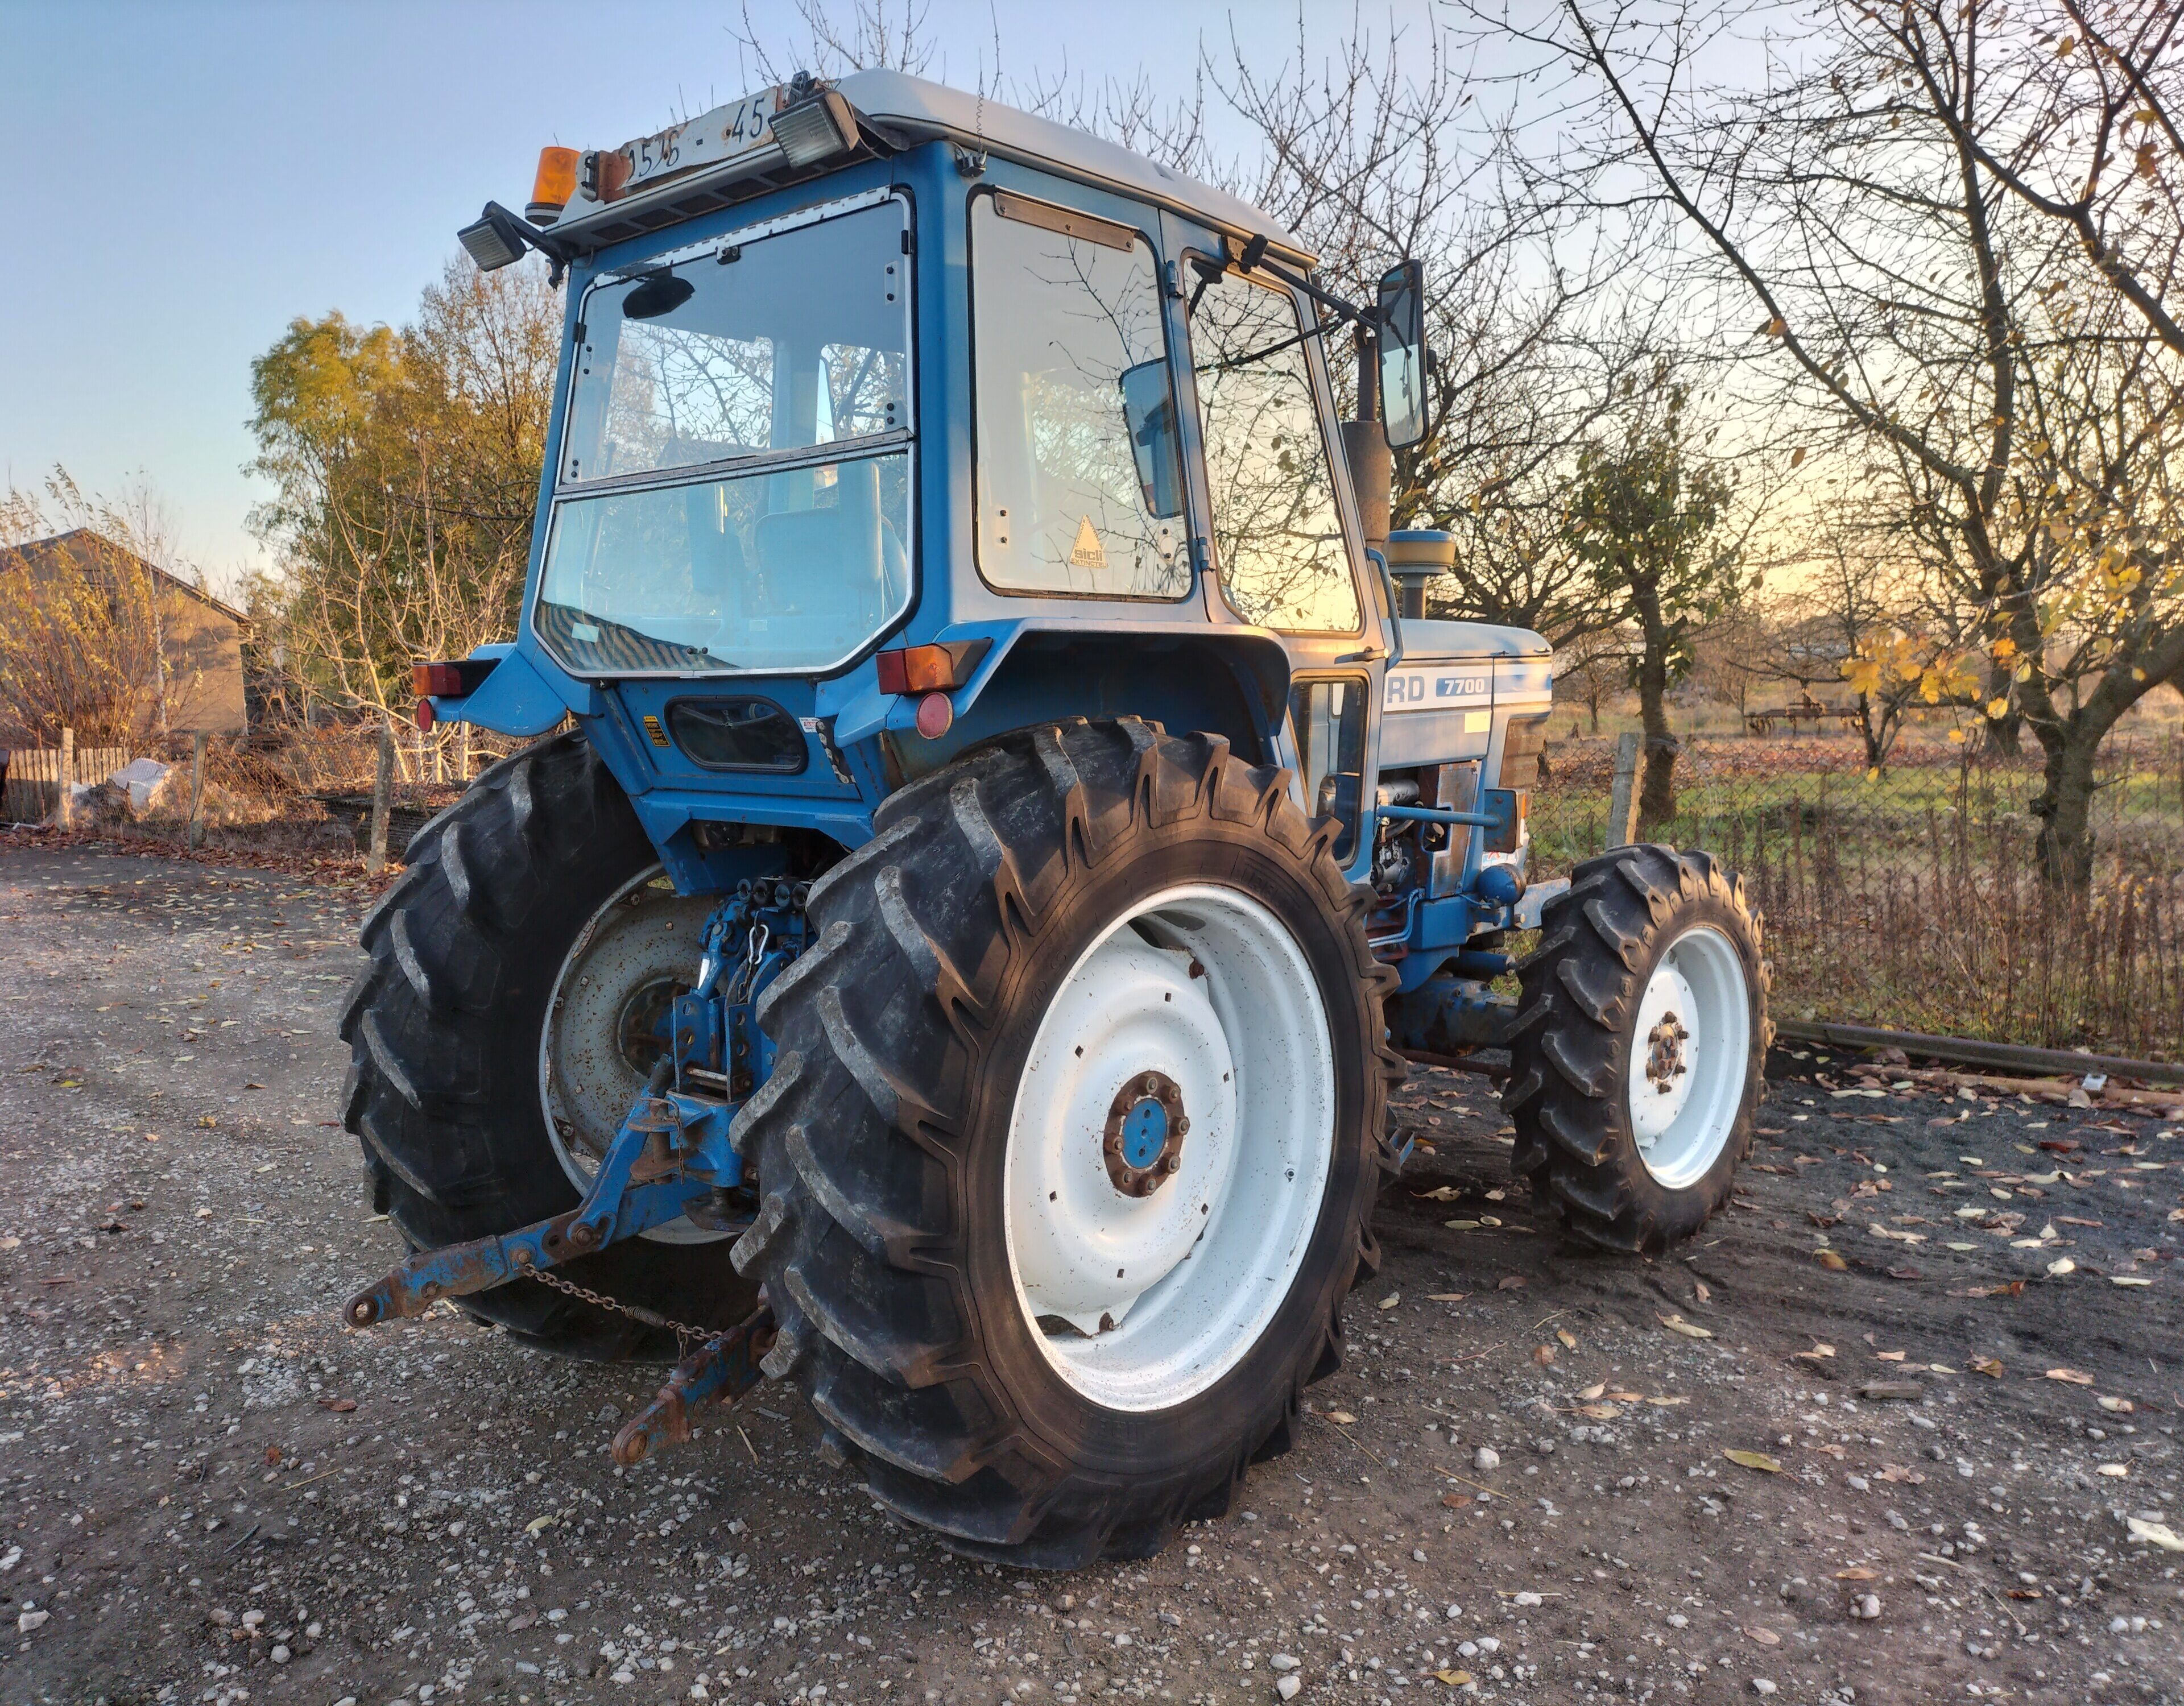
[1625,924,1750,1191]
[1002,883,1338,1412]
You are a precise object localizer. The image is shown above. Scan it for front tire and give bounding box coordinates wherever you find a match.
[730,718,1400,1566]
[339,732,762,1360]
[1503,843,1770,1253]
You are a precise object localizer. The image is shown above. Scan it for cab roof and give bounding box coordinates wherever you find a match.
[546,69,1310,267]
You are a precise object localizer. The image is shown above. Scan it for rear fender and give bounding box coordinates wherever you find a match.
[842,623,1291,781]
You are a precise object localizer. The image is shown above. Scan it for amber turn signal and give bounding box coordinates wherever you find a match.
[873,639,991,695]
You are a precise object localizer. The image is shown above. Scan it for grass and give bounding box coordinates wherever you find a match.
[1528,731,2184,1062]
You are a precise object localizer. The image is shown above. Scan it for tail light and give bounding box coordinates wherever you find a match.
[873,640,991,696]
[412,659,500,699]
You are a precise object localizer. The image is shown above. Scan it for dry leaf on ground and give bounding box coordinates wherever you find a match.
[1724,1450,1783,1473]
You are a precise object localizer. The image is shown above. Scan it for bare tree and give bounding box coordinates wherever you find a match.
[1512,0,2184,884]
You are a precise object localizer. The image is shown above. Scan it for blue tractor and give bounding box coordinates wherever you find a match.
[342,71,1768,1567]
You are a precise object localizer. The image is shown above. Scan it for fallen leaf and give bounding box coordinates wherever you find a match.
[2111,1276,2153,1287]
[1875,1350,1906,1361]
[524,1515,555,1536]
[1877,1464,1925,1484]
[2097,1396,2135,1413]
[1970,1356,2004,1377]
[1434,1671,1475,1687]
[2006,1587,2043,1600]
[1556,1328,1577,1350]
[316,1398,357,1414]
[1496,1276,1525,1291]
[2098,1463,2131,1478]
[1428,1293,1467,1302]
[2046,1257,2076,1276]
[1816,1249,1849,1271]
[1440,1493,1474,1511]
[1327,1411,1358,1425]
[1835,1567,1877,1581]
[2127,1517,2184,1552]
[1379,1293,1401,1311]
[1578,1383,1606,1401]
[1574,1403,1621,1420]
[1693,1280,1711,1302]
[1794,1342,1836,1361]
[1607,1389,1644,1402]
[1660,1313,1714,1339]
[1443,1219,1482,1231]
[2045,1368,2096,1385]
[1724,1450,1783,1473]
[1743,1625,1780,1645]
[1645,1394,1690,1407]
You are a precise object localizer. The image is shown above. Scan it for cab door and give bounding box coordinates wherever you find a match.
[1161,212,1392,877]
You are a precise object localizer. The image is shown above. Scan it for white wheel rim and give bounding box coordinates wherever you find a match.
[540,867,725,1245]
[1002,883,1337,1411]
[1626,924,1749,1191]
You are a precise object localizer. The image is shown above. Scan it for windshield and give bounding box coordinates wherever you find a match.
[536,195,912,676]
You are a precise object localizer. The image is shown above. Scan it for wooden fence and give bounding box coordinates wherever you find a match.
[2,746,131,823]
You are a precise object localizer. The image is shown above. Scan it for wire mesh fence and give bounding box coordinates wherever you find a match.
[1529,728,2184,1062]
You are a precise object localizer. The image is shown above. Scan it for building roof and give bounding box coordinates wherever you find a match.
[1,529,249,627]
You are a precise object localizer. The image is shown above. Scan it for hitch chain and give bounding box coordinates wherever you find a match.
[524,1263,718,1351]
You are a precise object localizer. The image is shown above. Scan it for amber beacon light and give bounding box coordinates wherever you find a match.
[527,147,581,225]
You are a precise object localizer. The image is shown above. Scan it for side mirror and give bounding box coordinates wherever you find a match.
[1375,259,1428,449]
[1118,359,1185,519]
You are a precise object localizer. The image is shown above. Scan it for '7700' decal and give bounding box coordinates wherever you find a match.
[1384,668,1490,713]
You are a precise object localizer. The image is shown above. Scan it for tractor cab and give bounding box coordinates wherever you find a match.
[429,70,1547,942]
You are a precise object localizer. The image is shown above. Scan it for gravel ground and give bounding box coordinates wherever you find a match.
[2,842,2181,1706]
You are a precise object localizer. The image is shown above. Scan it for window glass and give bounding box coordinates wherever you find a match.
[1289,678,1367,859]
[563,200,907,483]
[1190,270,1360,632]
[971,193,1188,598]
[537,453,909,674]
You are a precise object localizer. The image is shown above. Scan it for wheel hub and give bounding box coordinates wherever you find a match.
[1643,1012,1689,1092]
[1103,1073,1187,1196]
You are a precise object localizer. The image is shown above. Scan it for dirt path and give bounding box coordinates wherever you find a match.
[2,846,2178,1706]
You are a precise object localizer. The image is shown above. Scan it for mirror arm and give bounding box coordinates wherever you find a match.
[479,199,580,286]
[1232,233,1389,333]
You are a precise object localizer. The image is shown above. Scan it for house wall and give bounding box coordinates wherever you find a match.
[160,588,247,734]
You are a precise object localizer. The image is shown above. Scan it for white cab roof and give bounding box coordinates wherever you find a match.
[837,71,1309,262]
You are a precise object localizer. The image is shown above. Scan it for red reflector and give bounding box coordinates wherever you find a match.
[874,649,909,695]
[913,691,954,739]
[413,698,436,732]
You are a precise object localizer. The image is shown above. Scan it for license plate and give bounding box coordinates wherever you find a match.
[616,85,791,196]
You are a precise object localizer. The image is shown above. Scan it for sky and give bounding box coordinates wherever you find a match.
[0,0,1444,599]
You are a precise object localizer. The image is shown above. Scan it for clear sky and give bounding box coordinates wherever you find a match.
[0,1,1438,597]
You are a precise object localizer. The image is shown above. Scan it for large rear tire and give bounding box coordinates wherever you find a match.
[339,732,762,1360]
[1503,843,1770,1253]
[730,718,1400,1566]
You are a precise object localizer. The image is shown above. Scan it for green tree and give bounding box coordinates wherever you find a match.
[1563,383,1739,830]
[247,258,557,721]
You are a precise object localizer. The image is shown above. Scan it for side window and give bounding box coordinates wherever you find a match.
[1190,268,1361,632]
[1289,677,1367,860]
[970,192,1189,598]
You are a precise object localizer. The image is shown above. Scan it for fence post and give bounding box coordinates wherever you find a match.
[187,732,208,850]
[1607,730,1641,850]
[366,718,395,875]
[55,726,75,830]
